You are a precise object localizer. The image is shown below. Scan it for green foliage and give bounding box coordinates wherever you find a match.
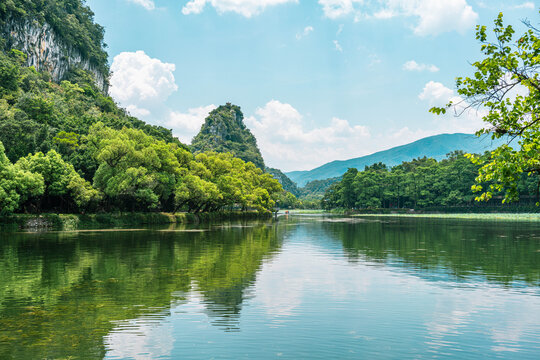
[298,177,341,200]
[191,103,266,170]
[0,141,44,214]
[322,151,537,210]
[286,133,507,187]
[265,167,299,196]
[0,47,182,175]
[15,149,100,211]
[0,0,109,77]
[87,123,191,210]
[431,12,540,204]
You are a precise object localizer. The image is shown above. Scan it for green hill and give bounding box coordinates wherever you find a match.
[265,167,299,196]
[286,133,508,187]
[0,1,282,215]
[191,103,265,170]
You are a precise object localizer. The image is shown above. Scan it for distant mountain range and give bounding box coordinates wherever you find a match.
[286,133,507,187]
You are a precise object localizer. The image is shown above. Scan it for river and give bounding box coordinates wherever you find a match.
[0,214,539,359]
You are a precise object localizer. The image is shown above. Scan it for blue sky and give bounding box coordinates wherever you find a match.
[87,0,536,171]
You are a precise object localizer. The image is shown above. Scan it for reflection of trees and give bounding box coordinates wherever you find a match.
[0,223,283,358]
[322,218,540,286]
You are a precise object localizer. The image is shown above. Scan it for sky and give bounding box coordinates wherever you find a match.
[86,0,537,172]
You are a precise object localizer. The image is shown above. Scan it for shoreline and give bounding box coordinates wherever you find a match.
[0,211,271,231]
[352,213,540,221]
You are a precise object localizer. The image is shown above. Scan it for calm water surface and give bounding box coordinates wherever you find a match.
[0,215,539,359]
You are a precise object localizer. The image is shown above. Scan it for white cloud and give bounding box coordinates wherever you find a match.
[320,0,478,36]
[182,0,206,14]
[333,40,343,52]
[403,60,439,72]
[296,26,314,40]
[418,81,487,133]
[418,81,454,106]
[182,0,298,17]
[110,51,178,118]
[409,0,478,36]
[318,0,365,19]
[246,100,370,170]
[514,2,535,9]
[128,0,155,10]
[167,105,217,143]
[126,105,151,118]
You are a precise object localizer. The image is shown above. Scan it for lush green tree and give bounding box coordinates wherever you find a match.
[321,152,509,210]
[431,12,540,204]
[15,149,100,211]
[0,141,44,214]
[87,123,190,211]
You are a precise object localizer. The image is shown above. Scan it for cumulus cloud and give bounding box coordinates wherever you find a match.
[319,0,478,36]
[110,51,178,117]
[167,105,217,143]
[418,81,454,106]
[296,26,314,40]
[408,0,478,36]
[128,0,155,10]
[403,60,439,72]
[182,0,298,17]
[245,100,370,170]
[418,81,487,133]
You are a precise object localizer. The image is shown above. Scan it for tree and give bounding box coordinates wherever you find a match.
[0,141,44,214]
[87,123,190,211]
[431,12,540,204]
[15,149,100,212]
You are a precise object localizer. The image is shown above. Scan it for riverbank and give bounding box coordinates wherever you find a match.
[353,213,540,221]
[0,211,270,231]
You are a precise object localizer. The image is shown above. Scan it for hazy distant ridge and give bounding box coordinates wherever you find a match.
[286,133,506,186]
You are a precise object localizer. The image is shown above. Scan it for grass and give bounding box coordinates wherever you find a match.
[352,213,540,221]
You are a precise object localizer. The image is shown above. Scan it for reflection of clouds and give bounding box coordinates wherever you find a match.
[425,292,492,350]
[254,242,372,318]
[105,318,174,360]
[425,287,540,355]
[104,288,205,360]
[490,301,540,353]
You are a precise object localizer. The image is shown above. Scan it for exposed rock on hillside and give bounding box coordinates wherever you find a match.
[1,18,107,92]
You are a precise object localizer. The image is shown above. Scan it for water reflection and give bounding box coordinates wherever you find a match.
[322,216,540,287]
[0,221,283,359]
[0,216,539,359]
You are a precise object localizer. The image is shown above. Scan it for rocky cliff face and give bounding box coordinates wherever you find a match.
[2,18,108,93]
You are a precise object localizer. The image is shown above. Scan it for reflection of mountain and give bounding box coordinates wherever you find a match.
[0,223,283,358]
[320,217,540,287]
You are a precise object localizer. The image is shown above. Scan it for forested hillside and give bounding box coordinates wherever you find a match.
[191,104,266,170]
[287,133,507,186]
[0,1,282,215]
[323,152,539,210]
[265,167,299,196]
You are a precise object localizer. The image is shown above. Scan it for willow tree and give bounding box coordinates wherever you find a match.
[431,12,540,203]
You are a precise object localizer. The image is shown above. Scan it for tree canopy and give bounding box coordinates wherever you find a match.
[322,151,539,210]
[431,12,540,204]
